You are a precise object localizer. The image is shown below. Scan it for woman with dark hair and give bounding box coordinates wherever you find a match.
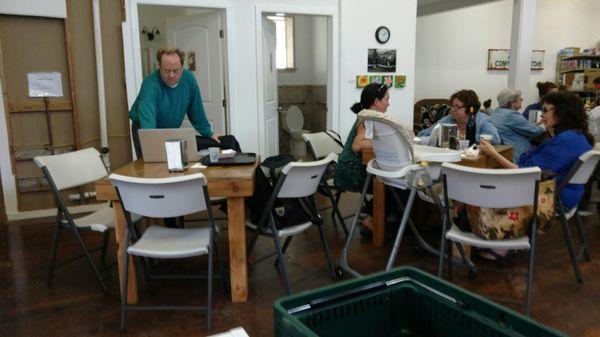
[418,89,500,145]
[335,83,390,193]
[523,81,558,120]
[480,91,594,209]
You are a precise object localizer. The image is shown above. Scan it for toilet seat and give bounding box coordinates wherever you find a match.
[285,105,304,132]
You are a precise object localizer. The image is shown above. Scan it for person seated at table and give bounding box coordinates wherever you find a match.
[335,83,411,233]
[522,81,558,121]
[480,91,594,210]
[489,88,546,162]
[418,89,500,145]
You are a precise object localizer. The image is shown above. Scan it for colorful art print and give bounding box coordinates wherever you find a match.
[356,75,369,88]
[368,48,397,73]
[394,75,406,88]
[382,75,393,87]
[369,75,383,84]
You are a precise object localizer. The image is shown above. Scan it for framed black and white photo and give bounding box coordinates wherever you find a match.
[368,48,396,73]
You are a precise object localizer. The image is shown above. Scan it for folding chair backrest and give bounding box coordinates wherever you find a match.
[442,163,541,209]
[565,150,600,185]
[363,117,414,172]
[278,153,336,198]
[109,173,209,218]
[34,148,108,191]
[302,132,343,160]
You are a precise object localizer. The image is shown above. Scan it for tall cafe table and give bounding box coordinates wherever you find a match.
[95,159,257,304]
[362,144,514,247]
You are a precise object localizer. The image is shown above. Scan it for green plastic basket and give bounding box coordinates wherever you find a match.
[274,267,567,337]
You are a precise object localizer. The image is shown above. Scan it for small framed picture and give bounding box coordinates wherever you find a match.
[369,75,382,84]
[356,75,369,88]
[394,75,406,88]
[382,75,393,87]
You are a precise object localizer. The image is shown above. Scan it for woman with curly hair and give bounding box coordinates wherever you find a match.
[480,91,594,209]
[418,89,500,145]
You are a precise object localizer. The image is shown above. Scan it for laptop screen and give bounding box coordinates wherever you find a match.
[138,128,200,162]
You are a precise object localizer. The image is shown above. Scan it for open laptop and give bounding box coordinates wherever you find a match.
[139,128,200,162]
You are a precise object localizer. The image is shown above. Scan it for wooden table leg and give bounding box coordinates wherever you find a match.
[227,197,248,302]
[372,177,386,247]
[113,201,138,304]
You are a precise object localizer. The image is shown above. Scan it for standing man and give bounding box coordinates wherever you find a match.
[129,47,219,157]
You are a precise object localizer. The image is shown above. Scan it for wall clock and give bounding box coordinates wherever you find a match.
[375,26,390,44]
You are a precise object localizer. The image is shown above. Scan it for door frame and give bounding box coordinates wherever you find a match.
[123,0,235,151]
[255,4,339,157]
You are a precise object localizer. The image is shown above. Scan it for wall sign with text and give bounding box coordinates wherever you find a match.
[487,49,545,70]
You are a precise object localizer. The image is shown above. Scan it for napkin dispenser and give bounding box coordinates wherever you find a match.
[440,123,458,149]
[165,139,189,172]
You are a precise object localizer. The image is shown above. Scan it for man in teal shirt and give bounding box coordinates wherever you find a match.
[129,47,219,157]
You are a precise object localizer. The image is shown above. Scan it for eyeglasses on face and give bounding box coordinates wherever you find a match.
[451,104,465,110]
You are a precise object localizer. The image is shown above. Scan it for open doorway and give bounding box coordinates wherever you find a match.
[260,12,331,158]
[137,5,229,135]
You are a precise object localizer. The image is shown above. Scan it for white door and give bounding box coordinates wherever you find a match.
[166,12,226,135]
[263,17,278,157]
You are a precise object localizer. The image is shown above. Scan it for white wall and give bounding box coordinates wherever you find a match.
[278,15,328,86]
[415,0,600,108]
[0,0,66,18]
[339,0,418,137]
[125,0,418,155]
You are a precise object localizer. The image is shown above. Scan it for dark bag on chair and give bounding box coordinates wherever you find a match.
[196,135,242,153]
[247,154,312,229]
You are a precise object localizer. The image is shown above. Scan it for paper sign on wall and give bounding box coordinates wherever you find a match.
[27,72,63,97]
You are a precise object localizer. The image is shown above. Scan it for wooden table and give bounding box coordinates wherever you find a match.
[95,159,256,304]
[362,145,514,247]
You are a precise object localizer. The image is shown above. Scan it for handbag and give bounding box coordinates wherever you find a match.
[465,179,556,240]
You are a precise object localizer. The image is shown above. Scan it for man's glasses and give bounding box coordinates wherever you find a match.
[451,104,465,110]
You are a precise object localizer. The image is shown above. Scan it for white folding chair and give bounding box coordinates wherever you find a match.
[302,131,348,236]
[339,117,439,277]
[246,153,337,294]
[555,149,600,283]
[438,162,541,316]
[34,148,117,294]
[110,172,224,332]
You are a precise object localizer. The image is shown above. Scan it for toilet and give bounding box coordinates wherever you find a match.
[281,105,309,157]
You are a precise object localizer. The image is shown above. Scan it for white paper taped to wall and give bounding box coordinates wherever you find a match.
[27,72,63,97]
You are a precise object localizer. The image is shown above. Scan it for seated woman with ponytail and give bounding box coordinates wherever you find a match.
[418,89,500,145]
[335,83,410,231]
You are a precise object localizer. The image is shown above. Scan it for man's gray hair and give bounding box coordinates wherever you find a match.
[497,88,522,108]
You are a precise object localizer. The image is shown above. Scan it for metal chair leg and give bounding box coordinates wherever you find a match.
[316,222,337,279]
[274,236,293,268]
[213,238,228,294]
[120,251,130,332]
[270,217,292,294]
[558,204,584,283]
[207,244,214,331]
[386,189,417,271]
[325,187,349,237]
[47,223,62,286]
[525,235,537,317]
[139,256,153,294]
[69,225,109,294]
[574,211,591,262]
[100,231,110,265]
